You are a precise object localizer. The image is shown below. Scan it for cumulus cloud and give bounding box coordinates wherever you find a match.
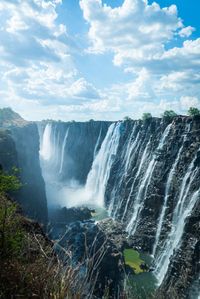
[0,0,101,120]
[79,0,200,118]
[0,0,199,120]
[80,0,183,63]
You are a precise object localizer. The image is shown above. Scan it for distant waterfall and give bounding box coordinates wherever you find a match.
[93,127,102,159]
[126,123,172,235]
[154,155,199,285]
[85,122,121,207]
[40,123,53,161]
[59,128,70,175]
[40,123,68,175]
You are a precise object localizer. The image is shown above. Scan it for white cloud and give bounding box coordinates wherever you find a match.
[80,0,183,64]
[0,0,199,121]
[0,0,102,120]
[179,26,195,38]
[79,0,200,118]
[180,96,200,110]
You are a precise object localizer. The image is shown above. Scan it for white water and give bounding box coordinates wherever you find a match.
[59,128,69,174]
[152,124,191,256]
[126,124,172,234]
[111,123,138,217]
[154,156,199,285]
[122,139,151,221]
[93,127,102,158]
[152,146,182,257]
[40,123,53,161]
[85,122,121,208]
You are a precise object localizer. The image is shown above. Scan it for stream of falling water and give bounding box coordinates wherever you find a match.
[154,154,199,285]
[85,122,121,208]
[126,123,172,235]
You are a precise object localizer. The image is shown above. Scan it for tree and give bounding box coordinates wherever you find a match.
[123,116,132,121]
[0,168,22,256]
[188,107,200,117]
[162,110,177,119]
[142,113,152,121]
[0,168,21,195]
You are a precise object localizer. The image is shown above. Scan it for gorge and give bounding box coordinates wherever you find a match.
[0,108,199,299]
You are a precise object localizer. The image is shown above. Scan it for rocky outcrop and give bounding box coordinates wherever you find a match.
[51,217,126,299]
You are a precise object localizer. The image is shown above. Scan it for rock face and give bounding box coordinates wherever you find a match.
[0,108,48,225]
[11,123,48,225]
[157,201,200,299]
[85,116,200,297]
[0,129,18,171]
[1,108,199,297]
[50,217,126,299]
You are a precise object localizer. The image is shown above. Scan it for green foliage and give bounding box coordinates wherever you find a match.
[162,110,177,119]
[0,168,21,194]
[124,116,132,121]
[0,197,24,257]
[142,113,152,121]
[188,107,200,117]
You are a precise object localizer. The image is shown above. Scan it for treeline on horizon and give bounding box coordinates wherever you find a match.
[124,106,200,122]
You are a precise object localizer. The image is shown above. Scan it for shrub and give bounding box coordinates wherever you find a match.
[162,110,177,119]
[142,113,152,121]
[0,167,21,194]
[188,107,200,117]
[123,116,132,121]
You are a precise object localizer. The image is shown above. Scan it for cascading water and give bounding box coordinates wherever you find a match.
[93,127,102,159]
[59,128,70,175]
[85,122,121,208]
[126,123,172,235]
[38,118,199,295]
[152,124,191,257]
[154,154,199,285]
[40,123,53,161]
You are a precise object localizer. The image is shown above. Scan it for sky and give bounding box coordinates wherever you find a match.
[0,0,200,121]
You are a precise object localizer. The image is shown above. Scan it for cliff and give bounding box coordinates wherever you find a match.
[39,115,200,297]
[99,116,200,298]
[0,108,47,225]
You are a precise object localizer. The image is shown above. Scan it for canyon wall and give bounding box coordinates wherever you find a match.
[0,108,48,224]
[1,108,199,297]
[88,116,200,298]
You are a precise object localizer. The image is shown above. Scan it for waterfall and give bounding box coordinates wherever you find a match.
[154,155,199,285]
[152,124,190,257]
[122,138,151,221]
[93,127,102,158]
[59,127,69,174]
[85,122,121,208]
[152,145,182,257]
[126,123,172,234]
[40,123,52,161]
[110,123,138,218]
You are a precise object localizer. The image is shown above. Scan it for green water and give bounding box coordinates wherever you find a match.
[124,249,157,299]
[88,205,109,221]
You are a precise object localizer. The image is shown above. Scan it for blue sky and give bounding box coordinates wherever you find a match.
[0,0,199,121]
